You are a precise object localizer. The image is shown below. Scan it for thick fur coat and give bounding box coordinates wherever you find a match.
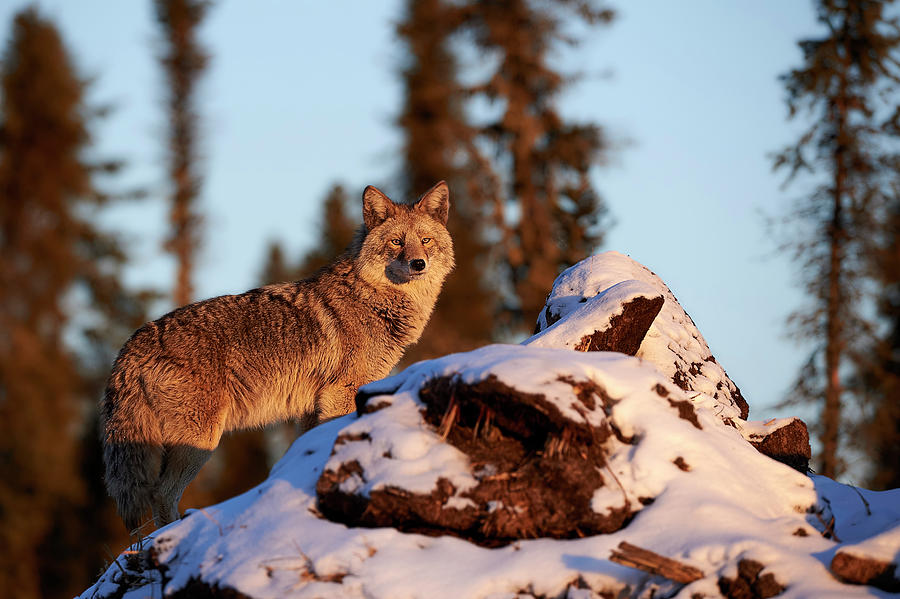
[101,182,454,531]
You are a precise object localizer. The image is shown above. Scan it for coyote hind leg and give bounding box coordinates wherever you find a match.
[151,445,214,528]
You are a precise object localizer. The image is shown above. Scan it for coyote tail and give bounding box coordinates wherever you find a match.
[101,367,164,532]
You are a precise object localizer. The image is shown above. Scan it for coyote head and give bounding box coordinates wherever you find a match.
[356,181,455,288]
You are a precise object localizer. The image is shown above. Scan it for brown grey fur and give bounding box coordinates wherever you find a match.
[101,182,454,532]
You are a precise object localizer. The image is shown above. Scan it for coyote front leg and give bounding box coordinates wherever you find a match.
[315,383,360,425]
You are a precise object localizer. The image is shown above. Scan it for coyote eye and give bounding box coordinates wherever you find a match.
[422,237,432,245]
[390,238,403,246]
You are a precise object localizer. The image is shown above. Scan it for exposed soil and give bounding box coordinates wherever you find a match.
[718,559,786,599]
[673,456,691,472]
[317,375,639,547]
[168,579,255,599]
[666,397,702,430]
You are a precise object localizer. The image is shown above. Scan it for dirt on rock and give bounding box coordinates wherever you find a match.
[573,295,664,355]
[718,559,786,599]
[831,551,900,592]
[746,419,811,473]
[317,375,638,547]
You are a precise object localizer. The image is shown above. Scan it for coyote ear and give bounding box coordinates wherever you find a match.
[362,185,395,230]
[414,180,450,225]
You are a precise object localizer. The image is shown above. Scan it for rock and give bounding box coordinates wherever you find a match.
[831,551,900,592]
[717,559,786,599]
[572,295,664,355]
[739,417,811,473]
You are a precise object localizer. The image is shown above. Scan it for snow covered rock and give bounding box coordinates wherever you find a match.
[717,559,787,599]
[318,346,727,545]
[527,251,749,420]
[830,520,900,592]
[738,417,812,473]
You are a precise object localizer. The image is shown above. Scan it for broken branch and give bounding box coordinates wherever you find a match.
[609,541,704,585]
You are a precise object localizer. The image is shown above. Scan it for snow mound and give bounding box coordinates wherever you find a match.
[528,251,749,421]
[80,252,900,599]
[318,346,772,547]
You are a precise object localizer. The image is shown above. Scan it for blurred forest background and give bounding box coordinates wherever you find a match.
[0,0,899,597]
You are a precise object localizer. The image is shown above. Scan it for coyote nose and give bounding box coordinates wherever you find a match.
[410,259,426,272]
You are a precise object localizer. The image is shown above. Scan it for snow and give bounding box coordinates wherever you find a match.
[527,251,747,421]
[80,251,900,599]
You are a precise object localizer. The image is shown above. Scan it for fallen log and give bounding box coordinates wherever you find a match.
[609,541,703,584]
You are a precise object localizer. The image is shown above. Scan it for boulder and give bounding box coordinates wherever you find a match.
[739,417,811,473]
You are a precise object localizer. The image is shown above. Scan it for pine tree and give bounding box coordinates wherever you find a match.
[773,0,900,478]
[153,0,231,518]
[0,9,149,597]
[461,0,614,330]
[260,241,292,284]
[396,0,497,361]
[861,184,900,489]
[155,0,209,307]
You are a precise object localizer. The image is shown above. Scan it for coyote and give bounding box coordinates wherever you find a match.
[101,181,454,531]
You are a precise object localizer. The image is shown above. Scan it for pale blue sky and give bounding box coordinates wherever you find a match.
[1,1,822,422]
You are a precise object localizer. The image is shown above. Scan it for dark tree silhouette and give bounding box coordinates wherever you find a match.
[861,183,900,489]
[461,0,614,330]
[773,0,900,478]
[155,0,209,307]
[0,9,149,598]
[260,241,292,285]
[153,0,233,518]
[396,0,498,361]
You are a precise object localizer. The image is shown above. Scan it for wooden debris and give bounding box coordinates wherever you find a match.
[609,541,703,584]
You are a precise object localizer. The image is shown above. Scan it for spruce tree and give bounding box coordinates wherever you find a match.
[773,0,900,478]
[260,241,292,284]
[461,0,614,330]
[155,0,209,307]
[861,185,900,489]
[0,9,149,597]
[396,0,497,361]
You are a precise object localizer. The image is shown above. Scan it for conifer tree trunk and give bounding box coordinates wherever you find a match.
[156,0,209,307]
[823,184,844,478]
[822,69,849,477]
